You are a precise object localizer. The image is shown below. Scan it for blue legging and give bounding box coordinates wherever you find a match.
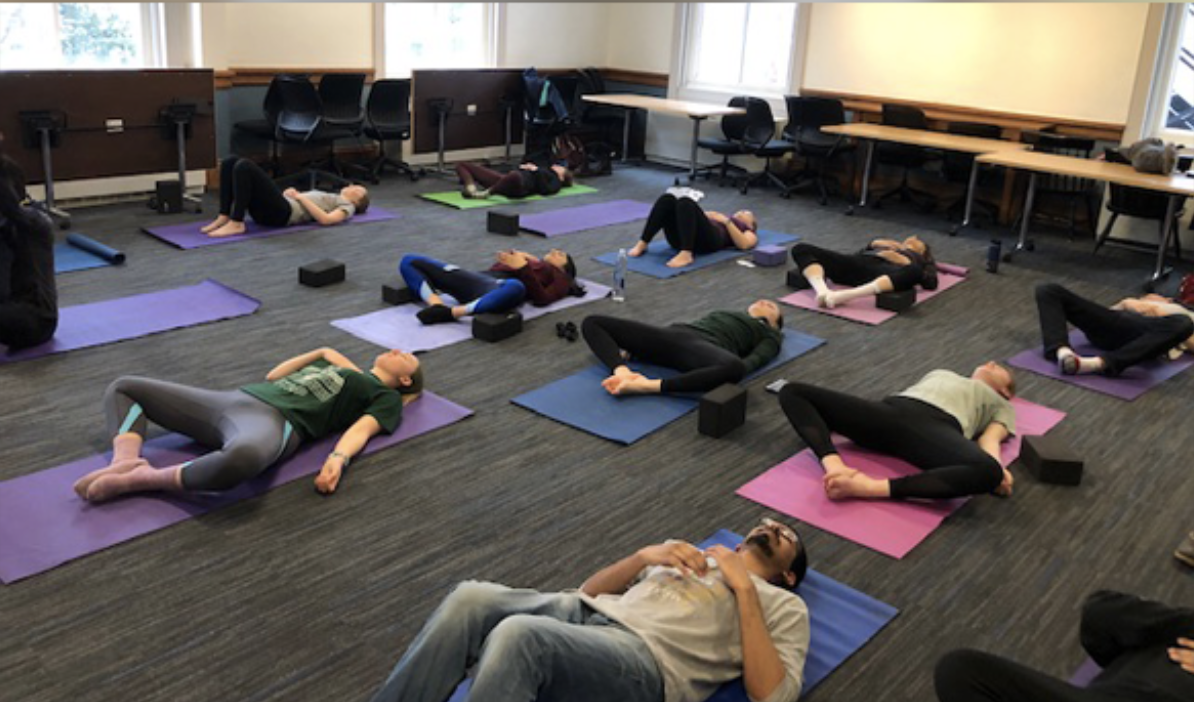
[398,255,527,315]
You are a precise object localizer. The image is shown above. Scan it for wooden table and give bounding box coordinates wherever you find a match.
[581,94,744,180]
[976,150,1194,284]
[823,123,1030,233]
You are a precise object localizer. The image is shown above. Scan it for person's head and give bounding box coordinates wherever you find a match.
[340,184,370,215]
[373,349,423,395]
[902,235,929,256]
[740,517,808,590]
[550,164,574,186]
[545,247,586,297]
[748,299,783,330]
[972,360,1015,399]
[733,210,757,232]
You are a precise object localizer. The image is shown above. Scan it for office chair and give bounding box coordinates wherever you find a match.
[364,78,421,182]
[694,96,752,185]
[1021,130,1098,240]
[574,67,624,154]
[523,69,572,158]
[232,74,296,175]
[273,75,352,190]
[736,98,795,194]
[1094,148,1183,260]
[940,121,1004,224]
[781,96,855,205]
[872,103,941,210]
[318,72,375,183]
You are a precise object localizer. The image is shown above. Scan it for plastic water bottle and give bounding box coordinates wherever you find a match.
[986,239,1002,274]
[612,248,628,302]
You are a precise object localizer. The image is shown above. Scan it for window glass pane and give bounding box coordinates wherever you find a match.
[689,3,747,88]
[1166,5,1194,132]
[0,3,147,69]
[385,3,488,78]
[687,3,796,92]
[741,3,796,89]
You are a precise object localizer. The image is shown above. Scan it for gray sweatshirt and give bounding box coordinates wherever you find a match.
[287,191,356,225]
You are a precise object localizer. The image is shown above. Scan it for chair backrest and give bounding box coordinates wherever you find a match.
[882,103,928,130]
[1023,130,1096,193]
[720,96,752,141]
[941,121,1003,181]
[274,75,324,139]
[366,79,412,131]
[741,97,777,149]
[783,96,845,141]
[1104,148,1171,218]
[261,74,306,127]
[318,73,366,124]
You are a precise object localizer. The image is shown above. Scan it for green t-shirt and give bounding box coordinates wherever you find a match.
[241,360,404,441]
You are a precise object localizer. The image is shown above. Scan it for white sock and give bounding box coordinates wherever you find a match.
[1057,347,1104,375]
[805,273,830,298]
[824,282,881,308]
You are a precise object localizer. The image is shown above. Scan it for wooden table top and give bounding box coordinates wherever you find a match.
[977,150,1194,196]
[823,123,1032,155]
[581,93,744,118]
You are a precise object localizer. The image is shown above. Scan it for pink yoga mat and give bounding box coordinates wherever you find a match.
[780,266,967,325]
[737,397,1066,558]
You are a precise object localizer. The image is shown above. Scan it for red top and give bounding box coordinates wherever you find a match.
[489,259,571,306]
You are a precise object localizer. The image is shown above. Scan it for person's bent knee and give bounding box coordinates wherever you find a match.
[1165,314,1194,340]
[778,381,819,404]
[1034,282,1064,302]
[581,315,611,340]
[790,243,819,269]
[975,457,1005,494]
[484,615,546,658]
[440,580,508,619]
[934,648,994,700]
[723,359,747,384]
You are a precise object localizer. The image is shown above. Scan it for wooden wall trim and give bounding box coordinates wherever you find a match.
[602,68,668,89]
[217,67,376,89]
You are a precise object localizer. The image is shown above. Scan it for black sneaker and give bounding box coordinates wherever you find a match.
[417,304,455,325]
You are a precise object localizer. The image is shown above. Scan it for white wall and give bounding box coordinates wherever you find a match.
[219,3,374,69]
[500,3,610,68]
[604,3,673,73]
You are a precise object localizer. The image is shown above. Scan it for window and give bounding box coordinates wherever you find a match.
[0,3,164,70]
[1150,4,1194,142]
[382,3,497,79]
[682,3,799,95]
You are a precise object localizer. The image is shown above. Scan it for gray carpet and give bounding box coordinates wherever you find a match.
[2,162,1192,702]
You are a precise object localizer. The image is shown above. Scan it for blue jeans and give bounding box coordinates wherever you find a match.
[368,581,665,702]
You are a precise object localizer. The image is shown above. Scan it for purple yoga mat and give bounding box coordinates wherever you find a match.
[737,398,1066,559]
[0,392,472,584]
[0,280,260,364]
[142,207,400,249]
[519,200,652,237]
[1007,331,1194,401]
[781,266,967,325]
[331,279,611,352]
[1069,658,1101,687]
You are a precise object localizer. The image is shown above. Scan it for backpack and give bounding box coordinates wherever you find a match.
[1178,273,1194,308]
[552,134,586,172]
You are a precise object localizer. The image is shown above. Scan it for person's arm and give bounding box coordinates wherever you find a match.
[869,238,901,249]
[580,541,707,597]
[1080,590,1194,667]
[723,218,759,251]
[516,261,569,306]
[293,193,350,226]
[314,414,382,494]
[741,335,781,374]
[266,348,361,381]
[873,249,912,266]
[976,421,1009,465]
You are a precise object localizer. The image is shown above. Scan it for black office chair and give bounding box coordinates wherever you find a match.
[694,96,752,185]
[233,74,296,175]
[523,68,572,157]
[1094,148,1183,260]
[940,121,1004,222]
[364,79,421,182]
[318,72,374,182]
[872,103,941,209]
[573,67,624,153]
[1021,130,1098,239]
[781,96,855,204]
[737,98,795,194]
[273,75,352,190]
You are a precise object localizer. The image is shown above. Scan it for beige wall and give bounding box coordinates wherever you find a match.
[802,3,1150,124]
[500,3,610,68]
[604,3,674,73]
[209,3,375,69]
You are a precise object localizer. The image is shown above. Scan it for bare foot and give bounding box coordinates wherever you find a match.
[602,372,650,395]
[993,468,1014,497]
[628,241,648,258]
[426,293,444,306]
[451,305,468,319]
[73,459,147,499]
[208,221,247,238]
[200,215,229,233]
[823,470,889,500]
[666,251,695,268]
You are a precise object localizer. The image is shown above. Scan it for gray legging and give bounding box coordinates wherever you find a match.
[105,376,303,491]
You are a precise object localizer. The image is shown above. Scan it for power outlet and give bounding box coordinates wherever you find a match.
[466,104,478,116]
[105,118,124,134]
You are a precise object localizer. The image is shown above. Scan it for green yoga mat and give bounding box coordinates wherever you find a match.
[419,184,599,209]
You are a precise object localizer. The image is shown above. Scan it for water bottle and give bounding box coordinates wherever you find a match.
[612,248,628,302]
[986,239,1002,274]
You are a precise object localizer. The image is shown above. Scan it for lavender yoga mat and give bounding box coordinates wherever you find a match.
[0,392,472,584]
[780,265,968,325]
[737,397,1066,559]
[142,207,400,249]
[331,279,611,352]
[1007,331,1194,401]
[519,199,652,237]
[0,280,260,364]
[1069,658,1101,687]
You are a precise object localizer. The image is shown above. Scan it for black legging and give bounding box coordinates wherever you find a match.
[455,162,530,198]
[219,157,292,226]
[0,210,57,350]
[778,382,1003,499]
[1035,283,1194,375]
[582,315,747,393]
[791,242,924,292]
[640,194,726,253]
[935,650,1119,702]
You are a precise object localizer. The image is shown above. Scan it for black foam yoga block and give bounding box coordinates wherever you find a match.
[487,210,520,235]
[299,259,346,287]
[472,311,523,342]
[786,269,810,289]
[382,284,415,305]
[1021,434,1084,486]
[876,289,916,312]
[699,384,747,438]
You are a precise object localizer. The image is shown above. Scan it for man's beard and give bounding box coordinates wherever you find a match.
[745,532,774,558]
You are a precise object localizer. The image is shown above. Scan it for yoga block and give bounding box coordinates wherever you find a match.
[699,384,748,438]
[753,245,787,267]
[786,268,810,289]
[382,284,415,306]
[472,311,523,342]
[487,210,520,236]
[875,289,916,312]
[299,259,346,287]
[1021,434,1084,486]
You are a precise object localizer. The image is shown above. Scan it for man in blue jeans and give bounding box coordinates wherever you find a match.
[367,519,811,702]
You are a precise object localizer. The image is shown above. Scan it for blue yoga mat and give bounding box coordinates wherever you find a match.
[512,329,825,444]
[54,233,125,273]
[593,230,799,279]
[445,529,896,702]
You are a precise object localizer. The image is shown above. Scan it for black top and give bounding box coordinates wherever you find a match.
[1080,590,1194,702]
[861,242,938,290]
[518,155,564,196]
[0,208,57,321]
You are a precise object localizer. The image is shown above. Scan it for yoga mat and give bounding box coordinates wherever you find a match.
[519,199,652,237]
[1069,658,1100,687]
[512,330,825,444]
[141,207,400,250]
[0,392,472,583]
[445,529,897,702]
[54,233,126,273]
[0,280,260,364]
[418,184,599,210]
[780,265,968,325]
[592,230,800,279]
[737,397,1067,559]
[1007,331,1194,401]
[331,279,611,353]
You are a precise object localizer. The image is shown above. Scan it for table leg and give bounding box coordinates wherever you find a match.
[621,107,632,163]
[1014,172,1038,254]
[951,159,981,236]
[688,116,707,182]
[857,140,875,208]
[1152,195,1180,283]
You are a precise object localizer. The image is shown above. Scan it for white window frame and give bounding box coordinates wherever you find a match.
[1146,3,1194,146]
[0,3,167,70]
[374,3,501,80]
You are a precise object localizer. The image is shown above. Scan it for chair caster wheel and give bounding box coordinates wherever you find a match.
[949,225,960,237]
